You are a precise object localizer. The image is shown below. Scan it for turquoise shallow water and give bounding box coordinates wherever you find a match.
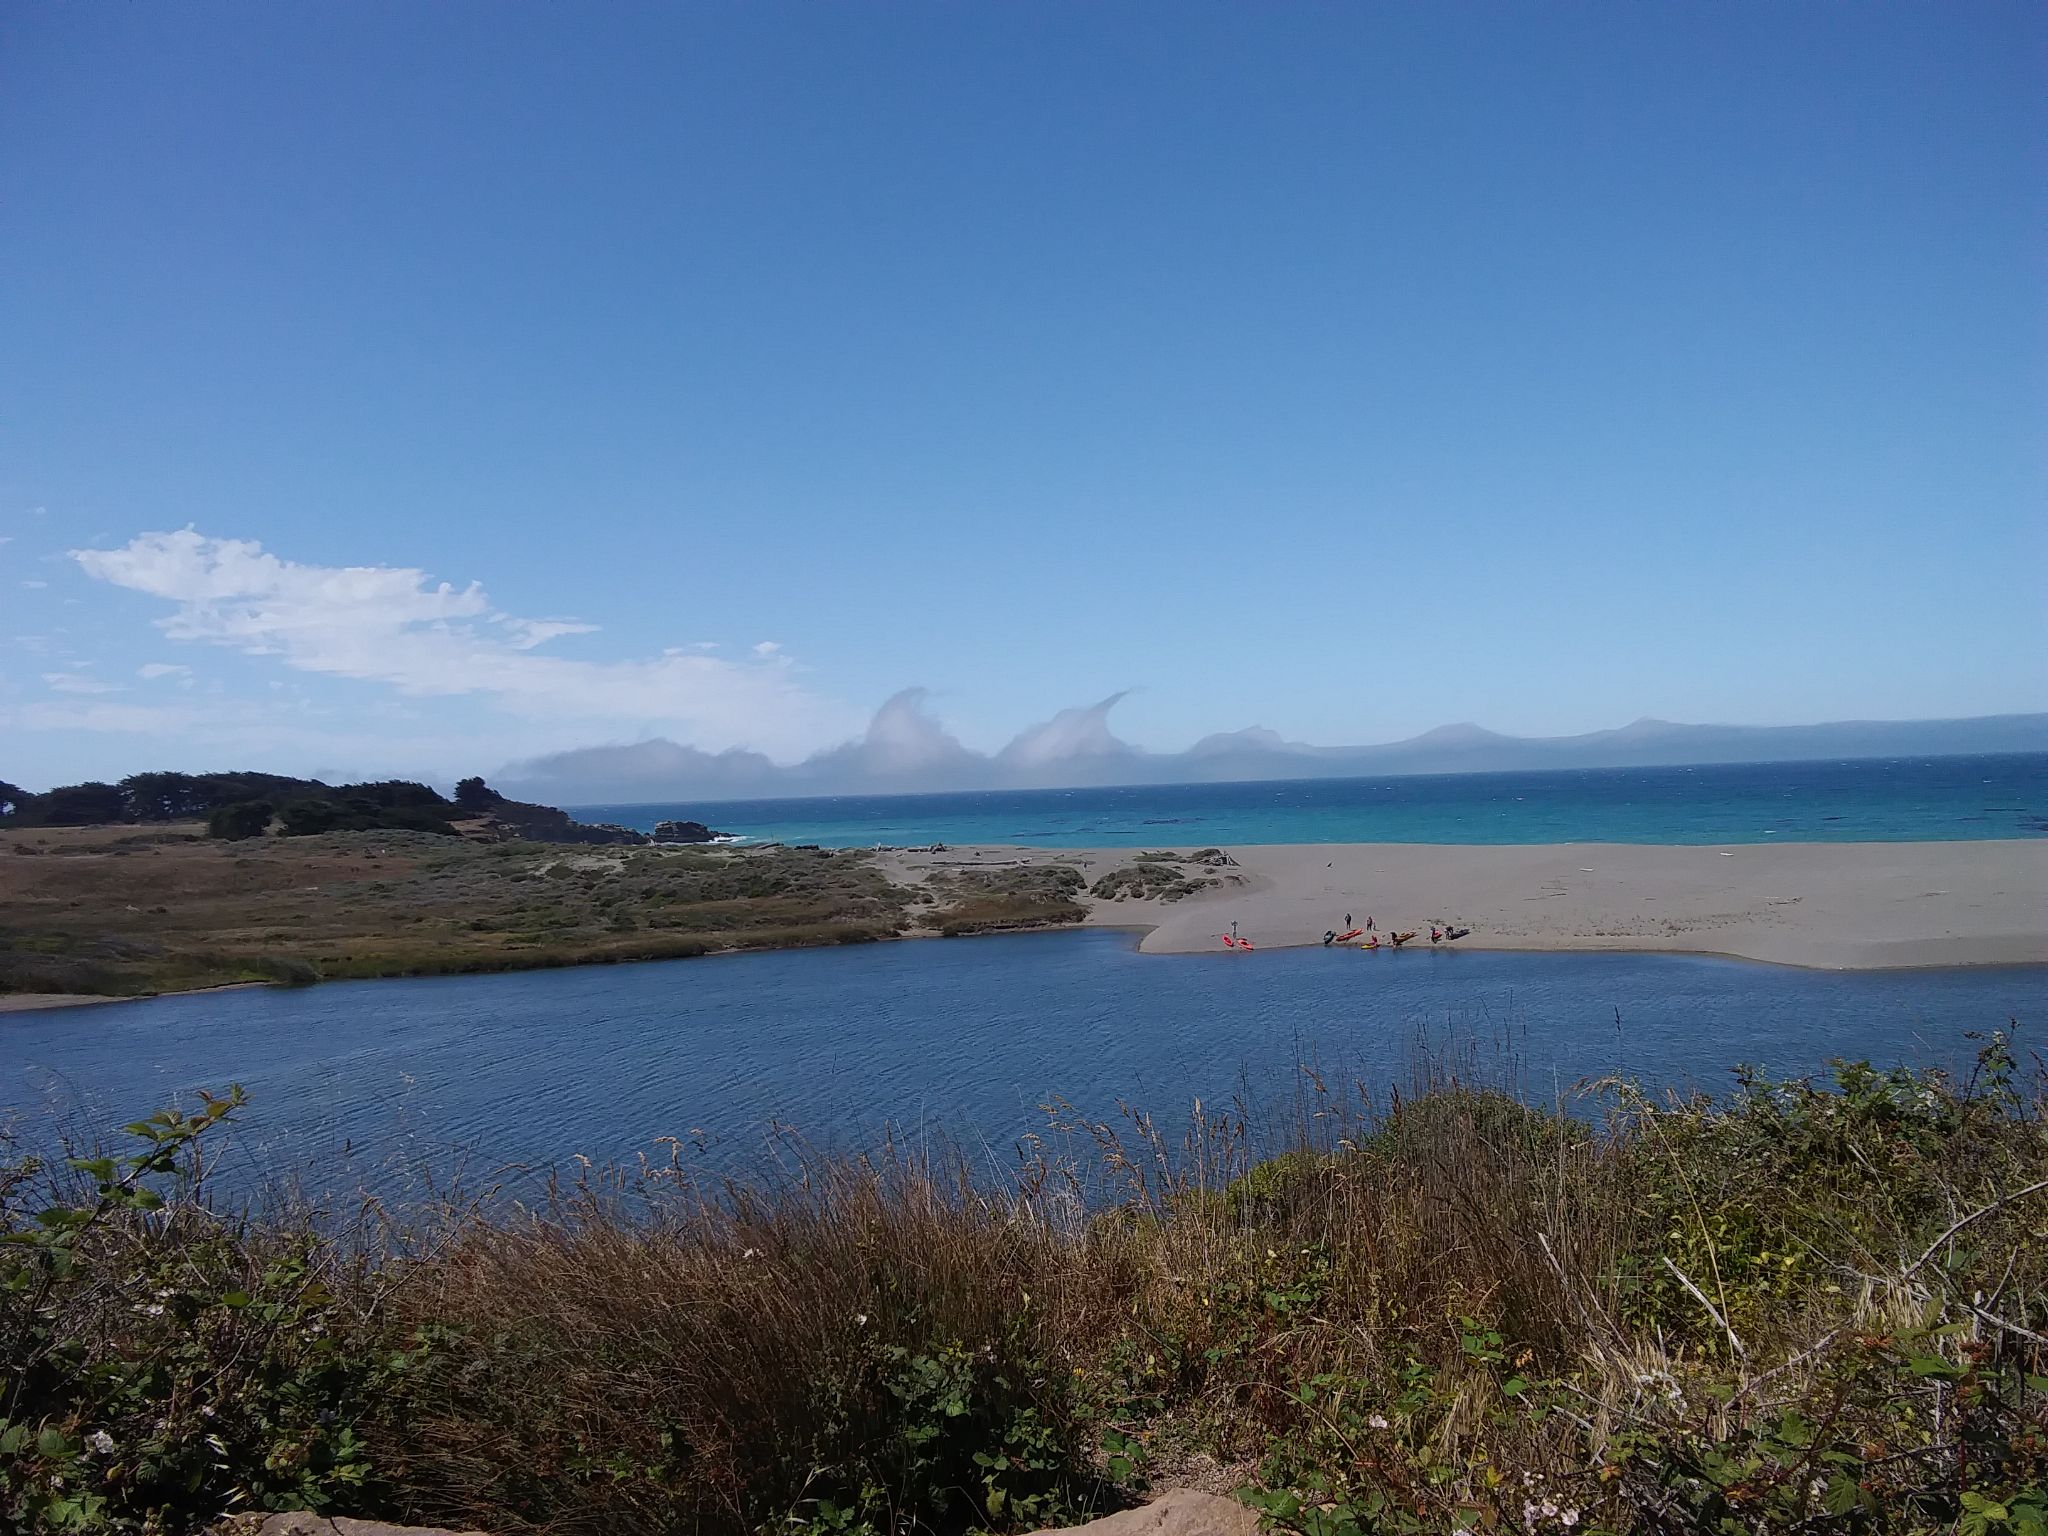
[8,934,2042,1198]
[574,753,2048,849]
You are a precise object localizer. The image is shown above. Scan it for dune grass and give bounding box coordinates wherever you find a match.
[3,1035,2044,1535]
[922,864,1090,937]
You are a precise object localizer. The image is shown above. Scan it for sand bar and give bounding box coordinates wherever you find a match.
[885,839,2048,970]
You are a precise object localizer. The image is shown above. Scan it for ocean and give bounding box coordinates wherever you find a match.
[572,752,2048,849]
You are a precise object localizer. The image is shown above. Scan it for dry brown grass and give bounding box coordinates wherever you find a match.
[922,864,1089,936]
[5,1041,2044,1535]
[0,830,957,997]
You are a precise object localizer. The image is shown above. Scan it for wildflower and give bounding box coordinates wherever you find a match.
[854,1313,869,1327]
[1560,1512,1579,1529]
[741,1247,760,1260]
[86,1430,115,1456]
[141,1303,165,1318]
[1367,1414,1390,1430]
[1541,1502,1559,1519]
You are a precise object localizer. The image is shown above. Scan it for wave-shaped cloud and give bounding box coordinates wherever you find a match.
[500,687,1152,801]
[497,694,2048,805]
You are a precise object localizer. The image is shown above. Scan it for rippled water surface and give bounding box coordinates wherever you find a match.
[575,754,2048,848]
[7,934,2043,1199]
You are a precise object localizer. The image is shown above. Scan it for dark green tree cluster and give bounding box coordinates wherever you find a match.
[271,783,461,838]
[3,770,467,839]
[2,769,645,844]
[2,771,326,827]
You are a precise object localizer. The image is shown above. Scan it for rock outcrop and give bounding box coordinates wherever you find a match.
[652,818,727,843]
[214,1516,488,1536]
[1037,1489,1261,1536]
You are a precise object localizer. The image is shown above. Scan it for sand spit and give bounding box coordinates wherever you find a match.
[884,839,2048,970]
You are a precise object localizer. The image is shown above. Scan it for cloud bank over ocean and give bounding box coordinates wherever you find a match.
[28,529,2047,799]
[500,691,2048,805]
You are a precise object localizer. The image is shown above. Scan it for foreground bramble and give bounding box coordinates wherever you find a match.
[2,1034,2043,1534]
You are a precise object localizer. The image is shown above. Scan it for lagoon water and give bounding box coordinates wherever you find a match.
[574,754,2048,850]
[7,933,2042,1200]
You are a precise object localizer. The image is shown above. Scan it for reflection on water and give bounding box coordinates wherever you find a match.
[6,932,2043,1201]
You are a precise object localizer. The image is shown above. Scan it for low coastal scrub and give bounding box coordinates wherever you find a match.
[1089,861,1221,903]
[0,833,925,997]
[924,865,1089,936]
[3,1037,2044,1535]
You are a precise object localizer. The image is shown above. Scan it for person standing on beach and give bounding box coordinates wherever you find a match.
[1344,912,1352,928]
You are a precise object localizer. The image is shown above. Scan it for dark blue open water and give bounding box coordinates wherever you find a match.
[6,934,2042,1200]
[573,754,2048,849]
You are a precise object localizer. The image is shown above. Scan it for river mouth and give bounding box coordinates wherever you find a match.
[7,931,2043,1204]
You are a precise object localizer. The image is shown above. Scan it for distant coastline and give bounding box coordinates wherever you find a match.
[503,708,2048,804]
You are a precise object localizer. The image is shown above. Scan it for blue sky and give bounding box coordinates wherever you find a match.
[4,1,2043,790]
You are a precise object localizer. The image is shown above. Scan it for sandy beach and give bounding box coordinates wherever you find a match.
[883,839,2048,970]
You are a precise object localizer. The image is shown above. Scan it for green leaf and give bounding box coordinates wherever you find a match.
[1822,1475,1862,1517]
[1907,1354,1965,1380]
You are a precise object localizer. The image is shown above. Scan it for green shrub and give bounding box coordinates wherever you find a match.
[4,1039,2043,1536]
[207,799,273,840]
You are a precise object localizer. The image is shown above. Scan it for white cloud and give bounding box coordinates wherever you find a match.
[753,640,782,658]
[20,579,47,589]
[20,699,184,730]
[999,692,1135,767]
[43,671,120,695]
[71,530,852,758]
[137,662,192,680]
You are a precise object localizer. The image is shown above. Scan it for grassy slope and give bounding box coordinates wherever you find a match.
[3,1044,2043,1535]
[0,826,1090,997]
